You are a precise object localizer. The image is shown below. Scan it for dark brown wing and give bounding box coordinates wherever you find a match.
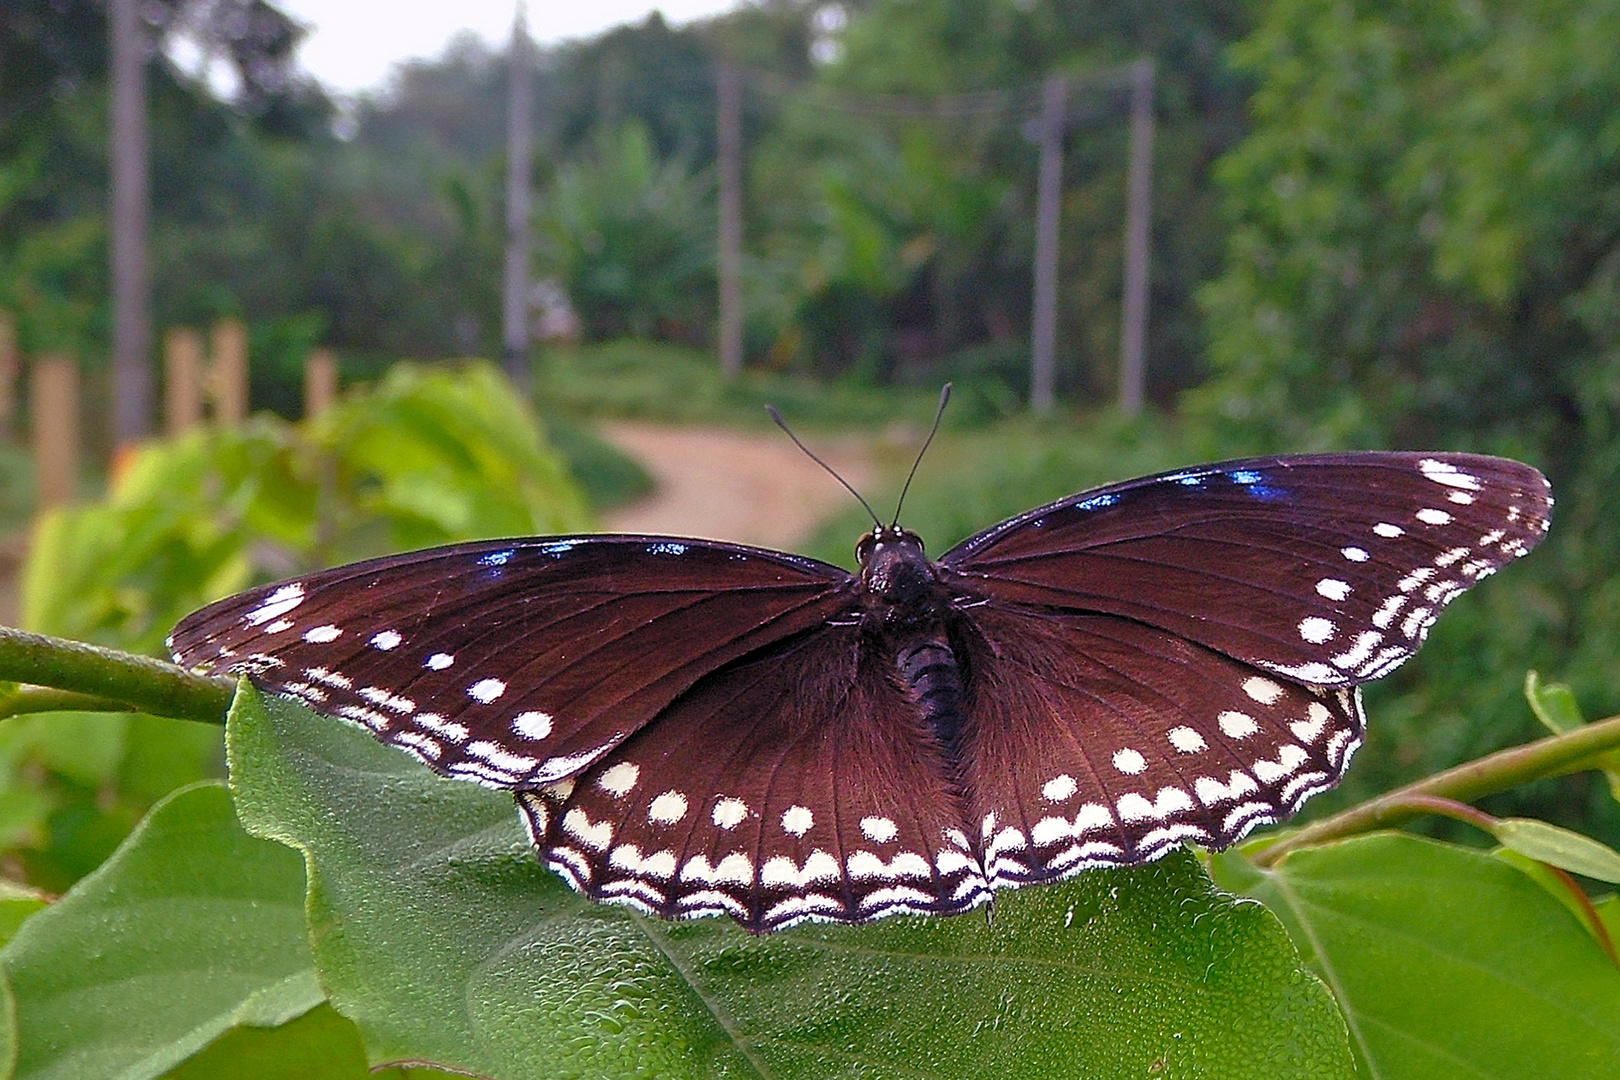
[952,605,1363,886]
[170,536,855,788]
[518,625,991,932]
[942,453,1550,686]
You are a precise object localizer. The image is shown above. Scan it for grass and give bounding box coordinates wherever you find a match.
[532,340,956,430]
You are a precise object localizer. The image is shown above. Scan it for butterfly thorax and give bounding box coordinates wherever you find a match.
[857,525,969,763]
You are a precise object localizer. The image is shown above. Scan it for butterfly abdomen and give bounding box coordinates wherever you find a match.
[895,636,967,755]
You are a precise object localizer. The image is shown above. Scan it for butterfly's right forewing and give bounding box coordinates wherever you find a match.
[169,536,855,789]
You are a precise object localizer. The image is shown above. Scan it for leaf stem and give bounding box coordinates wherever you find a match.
[1252,711,1620,867]
[0,626,234,725]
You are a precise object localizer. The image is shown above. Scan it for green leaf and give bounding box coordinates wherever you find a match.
[159,1003,462,1080]
[229,687,1355,1080]
[0,782,322,1080]
[1211,834,1620,1079]
[1523,672,1620,802]
[1525,670,1586,735]
[1490,818,1620,884]
[0,880,48,948]
[1491,849,1617,958]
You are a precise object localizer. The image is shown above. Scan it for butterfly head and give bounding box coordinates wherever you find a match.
[856,524,934,606]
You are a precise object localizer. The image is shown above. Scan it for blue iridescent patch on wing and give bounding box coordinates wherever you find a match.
[479,549,515,566]
[1226,469,1287,501]
[648,542,688,556]
[1076,494,1120,512]
[537,540,582,557]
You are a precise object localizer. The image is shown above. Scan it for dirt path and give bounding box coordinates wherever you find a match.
[598,421,875,550]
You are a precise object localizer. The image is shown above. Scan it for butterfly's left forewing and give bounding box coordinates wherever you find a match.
[170,536,855,789]
[941,453,1551,686]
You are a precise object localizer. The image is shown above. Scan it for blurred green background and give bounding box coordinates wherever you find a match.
[2,0,1617,899]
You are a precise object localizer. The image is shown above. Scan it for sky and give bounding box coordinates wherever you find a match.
[273,0,749,97]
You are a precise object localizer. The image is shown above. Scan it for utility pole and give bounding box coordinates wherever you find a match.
[110,0,152,449]
[1029,74,1066,414]
[1118,57,1155,416]
[501,2,533,393]
[716,63,743,378]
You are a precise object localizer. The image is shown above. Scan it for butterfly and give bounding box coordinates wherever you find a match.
[169,446,1551,932]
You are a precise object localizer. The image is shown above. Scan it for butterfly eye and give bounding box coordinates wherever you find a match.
[855,533,876,566]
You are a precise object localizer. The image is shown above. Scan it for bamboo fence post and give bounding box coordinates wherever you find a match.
[31,356,78,509]
[0,312,15,442]
[304,348,337,418]
[163,326,205,435]
[210,318,248,424]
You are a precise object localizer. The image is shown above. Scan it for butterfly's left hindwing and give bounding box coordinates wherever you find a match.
[170,536,854,789]
[951,606,1365,886]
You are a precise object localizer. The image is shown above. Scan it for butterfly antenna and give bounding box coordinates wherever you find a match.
[765,404,883,529]
[891,383,951,527]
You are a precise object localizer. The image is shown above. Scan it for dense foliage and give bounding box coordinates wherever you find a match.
[1193,0,1620,837]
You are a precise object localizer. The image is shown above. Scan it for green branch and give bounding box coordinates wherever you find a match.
[1253,711,1620,866]
[0,627,234,725]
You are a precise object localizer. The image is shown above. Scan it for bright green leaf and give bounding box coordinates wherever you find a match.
[0,966,16,1080]
[1522,672,1620,800]
[1525,670,1586,734]
[0,880,48,948]
[229,687,1355,1080]
[1491,849,1617,959]
[160,1003,463,1080]
[1595,895,1620,952]
[0,782,322,1080]
[1491,818,1620,884]
[1212,834,1620,1079]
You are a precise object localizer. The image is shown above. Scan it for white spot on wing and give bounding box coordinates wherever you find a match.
[562,808,612,850]
[1316,578,1351,601]
[425,652,454,670]
[1117,787,1194,822]
[860,816,899,843]
[1340,546,1369,562]
[1373,522,1404,538]
[512,711,553,740]
[414,713,469,742]
[781,805,814,836]
[468,678,506,703]
[597,762,640,797]
[648,791,688,824]
[1298,616,1336,644]
[1112,748,1147,774]
[712,797,749,829]
[303,624,341,643]
[1042,774,1078,802]
[466,740,537,774]
[1242,677,1284,705]
[244,584,304,625]
[1168,726,1207,753]
[1219,710,1259,738]
[1331,630,1384,671]
[1415,508,1453,526]
[1418,459,1483,490]
[370,630,403,651]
